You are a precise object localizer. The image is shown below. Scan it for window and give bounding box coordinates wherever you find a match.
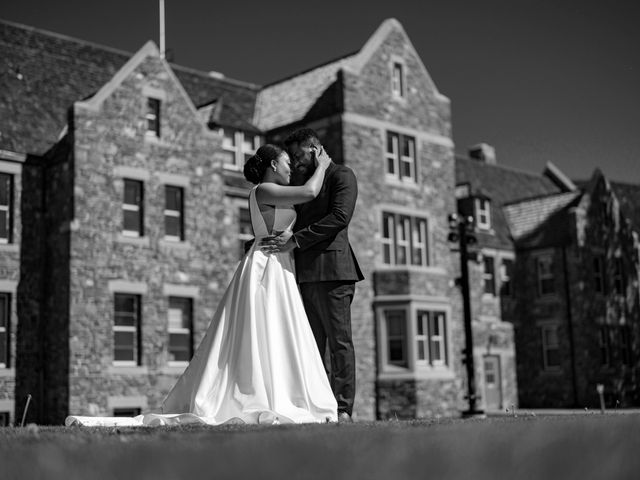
[541,325,560,369]
[536,255,555,296]
[384,309,407,367]
[380,305,449,372]
[0,173,12,244]
[238,207,253,260]
[164,186,184,241]
[416,311,447,366]
[168,297,193,365]
[0,293,9,368]
[221,129,261,170]
[113,407,141,417]
[113,293,141,365]
[500,259,513,296]
[475,198,491,230]
[123,179,144,237]
[0,412,9,426]
[391,62,405,97]
[385,131,416,182]
[145,97,161,137]
[593,255,605,294]
[613,257,625,295]
[599,326,610,366]
[483,256,496,295]
[381,211,428,267]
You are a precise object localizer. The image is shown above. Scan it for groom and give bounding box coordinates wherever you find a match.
[262,128,363,422]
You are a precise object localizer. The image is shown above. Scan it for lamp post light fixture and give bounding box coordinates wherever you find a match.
[448,213,485,418]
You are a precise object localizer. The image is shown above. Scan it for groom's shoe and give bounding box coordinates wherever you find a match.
[337,411,353,423]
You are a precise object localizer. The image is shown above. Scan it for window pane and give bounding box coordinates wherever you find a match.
[113,408,141,417]
[168,297,191,329]
[387,312,405,336]
[0,331,6,366]
[223,129,236,147]
[416,315,425,335]
[114,331,135,361]
[115,295,137,326]
[223,151,235,165]
[402,136,414,158]
[165,215,181,238]
[124,180,141,205]
[0,294,7,328]
[0,412,10,427]
[0,211,7,240]
[169,333,191,362]
[417,341,425,361]
[123,210,141,233]
[165,186,182,211]
[386,132,398,155]
[0,174,10,205]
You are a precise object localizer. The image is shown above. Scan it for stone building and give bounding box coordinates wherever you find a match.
[457,152,640,408]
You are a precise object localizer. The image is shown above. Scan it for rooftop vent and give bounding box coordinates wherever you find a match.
[469,143,496,165]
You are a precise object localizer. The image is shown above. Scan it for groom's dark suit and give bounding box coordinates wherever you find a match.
[292,161,363,416]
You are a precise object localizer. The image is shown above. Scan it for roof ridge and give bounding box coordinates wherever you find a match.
[170,62,262,90]
[261,49,359,89]
[503,190,580,208]
[455,154,552,180]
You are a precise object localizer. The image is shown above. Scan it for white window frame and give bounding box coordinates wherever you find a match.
[541,324,560,370]
[536,254,555,297]
[220,128,262,170]
[385,130,417,183]
[167,296,193,367]
[500,258,514,296]
[381,210,429,268]
[377,301,451,376]
[391,61,406,98]
[122,179,144,238]
[0,173,12,245]
[113,293,141,367]
[163,185,184,242]
[145,97,161,138]
[475,198,491,230]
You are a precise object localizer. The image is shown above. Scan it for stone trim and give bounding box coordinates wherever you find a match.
[142,85,167,101]
[0,280,18,293]
[158,239,192,250]
[115,235,150,247]
[113,166,151,181]
[107,280,148,294]
[162,284,200,298]
[107,395,148,410]
[389,54,408,103]
[106,366,149,375]
[0,150,26,163]
[156,172,190,187]
[342,112,454,148]
[374,294,450,304]
[0,160,22,174]
[0,245,19,253]
[0,368,16,377]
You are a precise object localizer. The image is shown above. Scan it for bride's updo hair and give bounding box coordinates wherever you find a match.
[243,144,284,184]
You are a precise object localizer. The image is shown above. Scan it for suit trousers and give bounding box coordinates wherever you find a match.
[299,281,356,415]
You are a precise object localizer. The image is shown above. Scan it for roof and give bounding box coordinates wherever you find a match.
[503,191,582,247]
[254,52,356,131]
[0,19,261,156]
[455,156,564,249]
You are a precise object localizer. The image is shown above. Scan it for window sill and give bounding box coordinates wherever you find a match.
[375,264,448,276]
[160,364,188,375]
[378,367,455,381]
[158,239,191,250]
[0,368,15,377]
[223,164,243,173]
[107,366,148,375]
[384,177,420,190]
[0,244,18,253]
[144,134,172,148]
[115,234,150,247]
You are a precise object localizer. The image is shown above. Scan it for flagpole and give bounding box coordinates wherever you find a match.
[159,0,166,59]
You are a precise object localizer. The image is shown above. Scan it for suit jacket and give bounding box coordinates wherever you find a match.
[293,162,364,284]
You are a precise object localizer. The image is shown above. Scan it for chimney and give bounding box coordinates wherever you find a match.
[469,143,496,164]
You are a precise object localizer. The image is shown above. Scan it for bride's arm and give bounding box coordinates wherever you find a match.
[255,149,331,206]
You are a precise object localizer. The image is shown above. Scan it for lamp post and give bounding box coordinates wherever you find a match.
[448,213,485,418]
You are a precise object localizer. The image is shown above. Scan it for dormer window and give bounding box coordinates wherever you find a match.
[391,62,405,98]
[221,129,262,170]
[475,198,491,230]
[146,97,161,137]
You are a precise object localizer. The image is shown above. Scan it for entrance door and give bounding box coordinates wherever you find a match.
[483,355,502,410]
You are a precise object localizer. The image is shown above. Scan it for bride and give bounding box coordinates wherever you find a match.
[66,144,337,426]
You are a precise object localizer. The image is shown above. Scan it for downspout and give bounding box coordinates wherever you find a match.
[561,246,579,407]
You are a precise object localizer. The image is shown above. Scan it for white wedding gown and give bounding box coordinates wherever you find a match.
[66,187,337,427]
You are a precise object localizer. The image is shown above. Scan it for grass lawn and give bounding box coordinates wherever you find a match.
[1,413,639,479]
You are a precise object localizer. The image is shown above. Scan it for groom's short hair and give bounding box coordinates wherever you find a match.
[284,128,320,148]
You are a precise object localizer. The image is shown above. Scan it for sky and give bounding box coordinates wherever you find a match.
[2,0,639,183]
